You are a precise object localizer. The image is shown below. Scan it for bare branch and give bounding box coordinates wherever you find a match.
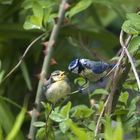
[94,94,111,139]
[120,30,140,91]
[94,30,133,138]
[28,0,69,139]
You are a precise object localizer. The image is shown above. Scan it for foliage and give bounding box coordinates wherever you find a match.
[0,0,140,140]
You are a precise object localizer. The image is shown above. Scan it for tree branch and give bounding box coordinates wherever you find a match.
[120,30,140,90]
[94,94,111,139]
[28,0,69,139]
[94,30,132,138]
[105,31,132,114]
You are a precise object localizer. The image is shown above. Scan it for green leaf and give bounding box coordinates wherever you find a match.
[86,121,96,131]
[126,13,140,30]
[6,105,27,140]
[104,116,113,140]
[32,1,43,18]
[50,102,71,122]
[0,125,4,140]
[127,96,140,118]
[119,91,129,105]
[36,127,46,140]
[113,118,123,140]
[74,77,88,87]
[20,61,32,91]
[67,0,93,18]
[33,121,46,128]
[41,102,52,118]
[122,13,140,34]
[0,71,4,84]
[22,0,33,9]
[49,111,65,122]
[124,116,140,130]
[0,102,24,140]
[23,15,43,30]
[128,36,140,54]
[122,20,139,35]
[90,88,108,97]
[113,109,128,116]
[59,119,71,133]
[95,101,104,113]
[69,120,92,140]
[70,105,93,119]
[60,101,71,118]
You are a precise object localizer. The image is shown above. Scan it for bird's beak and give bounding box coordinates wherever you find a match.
[60,71,65,75]
[59,71,66,80]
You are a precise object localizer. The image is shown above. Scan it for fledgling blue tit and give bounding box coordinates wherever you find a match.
[44,70,71,104]
[68,58,115,82]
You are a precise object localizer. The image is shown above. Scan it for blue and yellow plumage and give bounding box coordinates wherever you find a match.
[68,58,115,82]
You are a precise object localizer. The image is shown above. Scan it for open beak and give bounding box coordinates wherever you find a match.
[59,71,66,80]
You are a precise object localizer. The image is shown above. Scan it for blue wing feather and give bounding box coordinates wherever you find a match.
[80,59,114,74]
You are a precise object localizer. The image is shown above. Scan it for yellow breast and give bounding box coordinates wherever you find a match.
[45,80,71,104]
[80,68,105,82]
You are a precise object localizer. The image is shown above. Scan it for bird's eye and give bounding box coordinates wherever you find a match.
[60,72,65,76]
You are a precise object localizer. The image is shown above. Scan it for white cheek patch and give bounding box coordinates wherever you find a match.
[80,59,87,65]
[72,67,79,74]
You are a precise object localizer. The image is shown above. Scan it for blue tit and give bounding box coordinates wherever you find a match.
[68,58,115,82]
[44,70,71,104]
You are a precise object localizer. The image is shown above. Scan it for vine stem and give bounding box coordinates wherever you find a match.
[120,30,140,90]
[28,0,69,139]
[94,94,111,139]
[1,33,45,84]
[94,31,133,138]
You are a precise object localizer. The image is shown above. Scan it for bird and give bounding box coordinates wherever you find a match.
[44,70,71,104]
[68,58,115,82]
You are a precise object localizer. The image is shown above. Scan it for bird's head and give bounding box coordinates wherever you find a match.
[68,59,83,74]
[50,70,67,82]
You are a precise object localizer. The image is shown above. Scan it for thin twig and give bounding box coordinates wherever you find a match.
[105,31,132,114]
[70,86,88,94]
[28,0,69,139]
[120,30,140,90]
[114,34,132,77]
[94,30,133,138]
[94,94,111,138]
[1,33,45,83]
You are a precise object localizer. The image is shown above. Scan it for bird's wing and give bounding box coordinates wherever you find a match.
[81,59,109,74]
[43,78,52,91]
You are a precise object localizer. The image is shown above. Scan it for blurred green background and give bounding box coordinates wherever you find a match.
[0,0,140,139]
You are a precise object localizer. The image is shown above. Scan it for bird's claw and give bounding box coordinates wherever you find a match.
[78,86,85,93]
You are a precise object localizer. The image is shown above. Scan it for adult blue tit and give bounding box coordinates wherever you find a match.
[68,58,115,82]
[44,70,71,104]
